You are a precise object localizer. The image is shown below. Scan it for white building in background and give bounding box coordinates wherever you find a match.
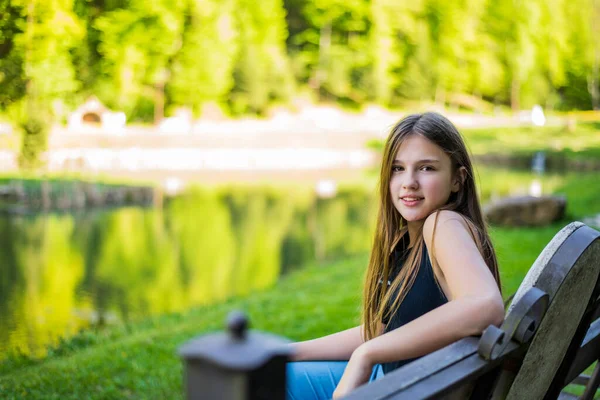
[68,96,126,133]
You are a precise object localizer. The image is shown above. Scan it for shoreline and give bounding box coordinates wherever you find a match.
[0,179,158,214]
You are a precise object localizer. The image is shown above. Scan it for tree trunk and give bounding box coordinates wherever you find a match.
[435,85,446,107]
[590,0,600,110]
[313,21,331,97]
[590,58,599,111]
[154,81,165,125]
[511,77,520,113]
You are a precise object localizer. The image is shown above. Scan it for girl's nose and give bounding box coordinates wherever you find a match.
[402,173,419,189]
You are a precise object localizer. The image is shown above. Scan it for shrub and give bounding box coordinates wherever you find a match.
[18,116,48,170]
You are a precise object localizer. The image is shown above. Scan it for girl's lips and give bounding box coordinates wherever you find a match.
[400,197,423,207]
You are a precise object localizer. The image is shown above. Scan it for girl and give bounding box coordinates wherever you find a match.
[286,112,505,400]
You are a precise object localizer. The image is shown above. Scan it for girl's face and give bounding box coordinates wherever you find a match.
[389,134,462,227]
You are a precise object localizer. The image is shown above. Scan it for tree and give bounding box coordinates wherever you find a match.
[167,0,239,116]
[285,0,370,103]
[229,0,294,115]
[533,0,569,108]
[368,0,407,105]
[590,0,600,109]
[13,0,84,109]
[95,0,186,121]
[0,0,26,110]
[488,0,545,111]
[388,0,436,104]
[7,0,84,168]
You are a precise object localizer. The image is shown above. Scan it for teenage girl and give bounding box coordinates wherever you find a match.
[286,112,505,400]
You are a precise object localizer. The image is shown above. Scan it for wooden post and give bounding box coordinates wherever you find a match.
[179,311,292,400]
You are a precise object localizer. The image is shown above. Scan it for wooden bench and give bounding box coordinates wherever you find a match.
[344,221,600,399]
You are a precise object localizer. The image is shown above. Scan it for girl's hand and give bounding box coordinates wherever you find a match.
[332,345,374,399]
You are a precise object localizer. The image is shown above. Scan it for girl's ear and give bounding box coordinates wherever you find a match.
[452,167,467,193]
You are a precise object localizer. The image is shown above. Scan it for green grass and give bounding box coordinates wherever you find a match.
[556,173,600,217]
[463,123,600,160]
[368,122,600,167]
[492,224,565,296]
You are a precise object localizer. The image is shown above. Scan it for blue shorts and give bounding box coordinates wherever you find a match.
[286,361,384,400]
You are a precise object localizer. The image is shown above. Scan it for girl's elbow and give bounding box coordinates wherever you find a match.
[490,306,506,329]
[471,295,505,334]
[483,295,505,329]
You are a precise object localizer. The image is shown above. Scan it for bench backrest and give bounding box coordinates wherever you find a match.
[344,222,600,400]
[505,222,600,399]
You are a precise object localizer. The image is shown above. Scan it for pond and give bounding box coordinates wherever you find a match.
[0,166,575,360]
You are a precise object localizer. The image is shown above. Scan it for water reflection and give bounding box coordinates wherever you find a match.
[0,168,569,360]
[0,186,376,359]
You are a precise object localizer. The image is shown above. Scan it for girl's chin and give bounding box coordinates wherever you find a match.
[394,206,428,222]
[400,214,426,223]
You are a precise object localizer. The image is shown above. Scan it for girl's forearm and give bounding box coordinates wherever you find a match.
[361,295,504,365]
[291,325,365,361]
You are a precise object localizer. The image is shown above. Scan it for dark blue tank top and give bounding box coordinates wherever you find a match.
[381,236,448,374]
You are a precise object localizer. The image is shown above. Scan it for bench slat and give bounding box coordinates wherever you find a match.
[386,342,522,400]
[344,339,522,400]
[342,338,477,400]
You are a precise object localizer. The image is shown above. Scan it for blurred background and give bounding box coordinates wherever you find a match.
[0,0,599,361]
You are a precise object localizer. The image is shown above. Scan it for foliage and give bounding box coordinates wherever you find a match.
[17,116,48,170]
[167,0,238,116]
[0,0,26,110]
[229,0,294,115]
[1,0,599,126]
[9,0,85,107]
[93,0,187,120]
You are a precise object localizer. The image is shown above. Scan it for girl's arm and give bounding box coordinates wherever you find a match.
[291,323,385,361]
[356,294,502,364]
[360,210,505,363]
[332,211,504,397]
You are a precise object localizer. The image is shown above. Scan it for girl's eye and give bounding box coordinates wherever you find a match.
[420,165,435,171]
[392,166,403,172]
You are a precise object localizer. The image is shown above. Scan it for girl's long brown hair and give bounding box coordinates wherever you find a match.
[362,112,501,341]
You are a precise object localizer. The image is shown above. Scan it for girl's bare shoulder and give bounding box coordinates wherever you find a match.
[423,210,471,247]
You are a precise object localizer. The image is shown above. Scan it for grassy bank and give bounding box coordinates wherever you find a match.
[366,121,600,169]
[0,177,156,213]
[0,172,157,188]
[464,122,600,161]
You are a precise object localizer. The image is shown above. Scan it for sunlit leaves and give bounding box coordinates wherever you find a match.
[1,0,599,120]
[168,0,239,113]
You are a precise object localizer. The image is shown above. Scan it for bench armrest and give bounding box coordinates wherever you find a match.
[343,287,550,399]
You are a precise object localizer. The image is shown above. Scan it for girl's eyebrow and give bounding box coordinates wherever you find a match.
[392,159,441,164]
